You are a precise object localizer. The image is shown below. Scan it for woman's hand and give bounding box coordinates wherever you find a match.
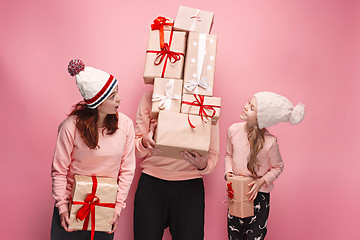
[225,172,235,181]
[180,150,208,170]
[247,177,266,201]
[108,212,120,234]
[141,123,162,154]
[60,211,74,232]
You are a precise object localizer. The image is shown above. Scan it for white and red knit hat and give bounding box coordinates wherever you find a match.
[254,91,305,129]
[67,59,118,109]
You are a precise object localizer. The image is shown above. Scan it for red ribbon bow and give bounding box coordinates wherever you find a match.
[182,94,221,128]
[227,182,234,199]
[71,176,116,240]
[151,16,174,49]
[146,30,184,78]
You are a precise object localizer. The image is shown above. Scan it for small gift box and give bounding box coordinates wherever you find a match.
[183,32,217,96]
[151,78,183,118]
[181,94,221,125]
[154,111,212,159]
[144,30,186,84]
[174,5,214,33]
[69,175,117,236]
[227,176,254,218]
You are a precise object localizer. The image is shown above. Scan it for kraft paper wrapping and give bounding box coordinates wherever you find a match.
[69,175,118,232]
[181,94,221,125]
[154,111,212,159]
[227,176,254,218]
[143,30,186,84]
[183,32,217,96]
[151,17,174,31]
[174,5,214,33]
[151,78,183,118]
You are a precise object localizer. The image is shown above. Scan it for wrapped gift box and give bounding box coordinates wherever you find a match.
[154,111,212,159]
[181,94,221,125]
[174,5,214,33]
[183,32,217,96]
[152,78,183,118]
[69,175,117,232]
[227,176,254,218]
[150,16,174,50]
[144,30,186,84]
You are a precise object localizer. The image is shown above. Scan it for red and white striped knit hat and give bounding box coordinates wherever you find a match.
[67,59,118,109]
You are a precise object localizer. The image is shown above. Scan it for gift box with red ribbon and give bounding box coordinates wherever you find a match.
[227,176,254,218]
[151,78,183,118]
[181,94,221,125]
[144,29,186,84]
[154,111,211,159]
[183,32,217,96]
[174,5,214,33]
[69,175,117,239]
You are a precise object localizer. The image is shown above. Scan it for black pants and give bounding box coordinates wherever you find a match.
[227,192,270,240]
[50,205,114,240]
[134,173,205,240]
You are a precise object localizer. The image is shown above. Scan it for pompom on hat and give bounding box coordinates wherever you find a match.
[67,59,118,109]
[254,91,305,129]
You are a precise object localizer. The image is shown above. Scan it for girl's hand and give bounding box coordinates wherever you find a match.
[108,212,120,234]
[247,177,266,201]
[225,172,235,180]
[141,123,162,154]
[180,150,208,170]
[60,211,74,232]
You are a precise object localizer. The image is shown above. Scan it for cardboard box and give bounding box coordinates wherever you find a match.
[174,5,214,33]
[227,176,254,218]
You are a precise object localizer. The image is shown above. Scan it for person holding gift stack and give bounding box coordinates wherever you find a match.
[50,59,136,240]
[225,92,305,240]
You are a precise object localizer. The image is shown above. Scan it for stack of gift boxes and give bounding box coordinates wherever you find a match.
[144,5,222,159]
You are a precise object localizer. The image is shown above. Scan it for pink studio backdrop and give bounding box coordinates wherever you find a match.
[1,0,359,239]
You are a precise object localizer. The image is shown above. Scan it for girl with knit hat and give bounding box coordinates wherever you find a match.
[50,59,136,240]
[225,91,305,240]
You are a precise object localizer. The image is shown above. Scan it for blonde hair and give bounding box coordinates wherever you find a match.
[247,124,266,177]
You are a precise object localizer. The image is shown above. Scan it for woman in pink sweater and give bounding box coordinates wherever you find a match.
[51,60,136,240]
[225,92,305,240]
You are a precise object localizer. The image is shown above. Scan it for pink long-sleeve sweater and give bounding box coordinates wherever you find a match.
[51,113,136,215]
[225,122,284,193]
[135,91,219,180]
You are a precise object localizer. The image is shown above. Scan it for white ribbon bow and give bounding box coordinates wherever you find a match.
[190,9,201,31]
[184,77,209,93]
[152,80,180,110]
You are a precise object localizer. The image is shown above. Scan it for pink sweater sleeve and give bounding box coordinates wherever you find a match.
[114,118,136,215]
[51,117,76,215]
[134,92,153,159]
[224,128,234,176]
[262,139,284,186]
[197,121,220,175]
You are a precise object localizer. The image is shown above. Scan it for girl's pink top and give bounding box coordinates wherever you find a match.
[51,113,136,215]
[134,91,219,180]
[225,122,284,193]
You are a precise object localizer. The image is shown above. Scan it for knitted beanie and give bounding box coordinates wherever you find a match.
[67,59,118,109]
[254,91,305,129]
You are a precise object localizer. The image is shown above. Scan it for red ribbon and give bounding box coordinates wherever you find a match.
[146,30,184,78]
[151,16,173,49]
[71,176,116,240]
[182,94,221,128]
[227,182,234,199]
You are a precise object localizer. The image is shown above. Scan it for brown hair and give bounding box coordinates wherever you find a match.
[247,125,266,177]
[69,101,118,149]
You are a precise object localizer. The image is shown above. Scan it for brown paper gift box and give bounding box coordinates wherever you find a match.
[183,32,217,96]
[181,94,221,125]
[174,5,214,33]
[151,78,183,118]
[68,175,117,232]
[154,111,212,159]
[144,30,186,84]
[227,176,254,218]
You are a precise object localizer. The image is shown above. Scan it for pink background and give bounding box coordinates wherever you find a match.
[1,0,359,239]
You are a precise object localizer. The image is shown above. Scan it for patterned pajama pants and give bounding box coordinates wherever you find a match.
[227,192,270,240]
